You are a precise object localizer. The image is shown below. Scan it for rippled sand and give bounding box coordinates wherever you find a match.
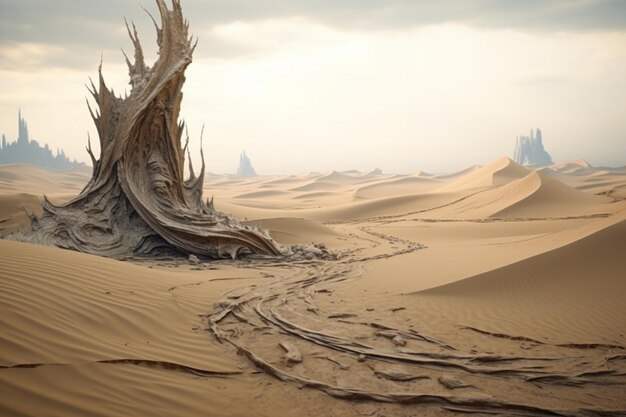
[2,158,626,416]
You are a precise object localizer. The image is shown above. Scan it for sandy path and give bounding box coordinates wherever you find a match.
[206,212,626,415]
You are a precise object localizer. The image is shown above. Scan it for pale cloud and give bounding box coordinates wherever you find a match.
[178,23,626,173]
[1,1,626,67]
[0,2,625,173]
[0,42,64,71]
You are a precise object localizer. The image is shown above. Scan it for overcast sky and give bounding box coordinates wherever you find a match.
[1,0,625,174]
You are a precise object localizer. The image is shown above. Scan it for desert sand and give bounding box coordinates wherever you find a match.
[1,158,626,416]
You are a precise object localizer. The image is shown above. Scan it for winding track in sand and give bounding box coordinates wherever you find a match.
[206,210,626,417]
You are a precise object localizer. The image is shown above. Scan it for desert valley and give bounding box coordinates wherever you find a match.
[1,0,626,416]
[1,157,626,416]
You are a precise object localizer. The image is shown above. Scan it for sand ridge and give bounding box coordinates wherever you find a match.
[1,158,626,416]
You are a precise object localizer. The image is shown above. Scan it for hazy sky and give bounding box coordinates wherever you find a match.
[1,0,625,174]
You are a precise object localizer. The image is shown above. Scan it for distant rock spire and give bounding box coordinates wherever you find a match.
[0,109,85,169]
[237,151,257,177]
[18,109,29,143]
[535,128,543,146]
[513,128,552,166]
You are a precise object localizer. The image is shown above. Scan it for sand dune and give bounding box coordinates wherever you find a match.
[287,170,382,193]
[213,158,622,223]
[433,164,480,180]
[409,169,433,177]
[551,173,626,194]
[316,170,362,184]
[258,176,316,187]
[354,176,442,199]
[233,189,292,199]
[243,217,347,247]
[0,164,90,195]
[0,240,359,417]
[291,191,338,200]
[431,171,613,219]
[359,168,385,177]
[548,159,592,174]
[425,210,626,296]
[289,180,343,192]
[538,163,626,196]
[438,157,531,192]
[2,159,626,416]
[220,191,462,222]
[0,165,90,235]
[0,240,245,370]
[0,193,42,234]
[493,171,613,218]
[350,211,622,296]
[606,184,626,200]
[420,210,626,342]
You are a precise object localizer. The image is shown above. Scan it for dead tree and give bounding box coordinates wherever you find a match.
[22,0,283,259]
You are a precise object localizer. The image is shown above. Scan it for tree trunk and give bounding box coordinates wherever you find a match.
[23,0,283,259]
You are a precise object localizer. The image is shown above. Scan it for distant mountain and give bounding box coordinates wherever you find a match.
[513,128,553,166]
[0,110,86,170]
[237,151,257,177]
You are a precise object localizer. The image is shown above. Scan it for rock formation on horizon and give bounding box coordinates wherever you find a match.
[237,151,257,177]
[513,128,553,166]
[0,110,85,169]
[17,0,282,259]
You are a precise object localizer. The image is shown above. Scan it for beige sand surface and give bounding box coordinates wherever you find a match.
[437,157,531,192]
[0,164,91,195]
[1,158,626,416]
[0,164,92,234]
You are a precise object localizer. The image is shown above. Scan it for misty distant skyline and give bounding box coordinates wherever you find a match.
[1,0,625,174]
